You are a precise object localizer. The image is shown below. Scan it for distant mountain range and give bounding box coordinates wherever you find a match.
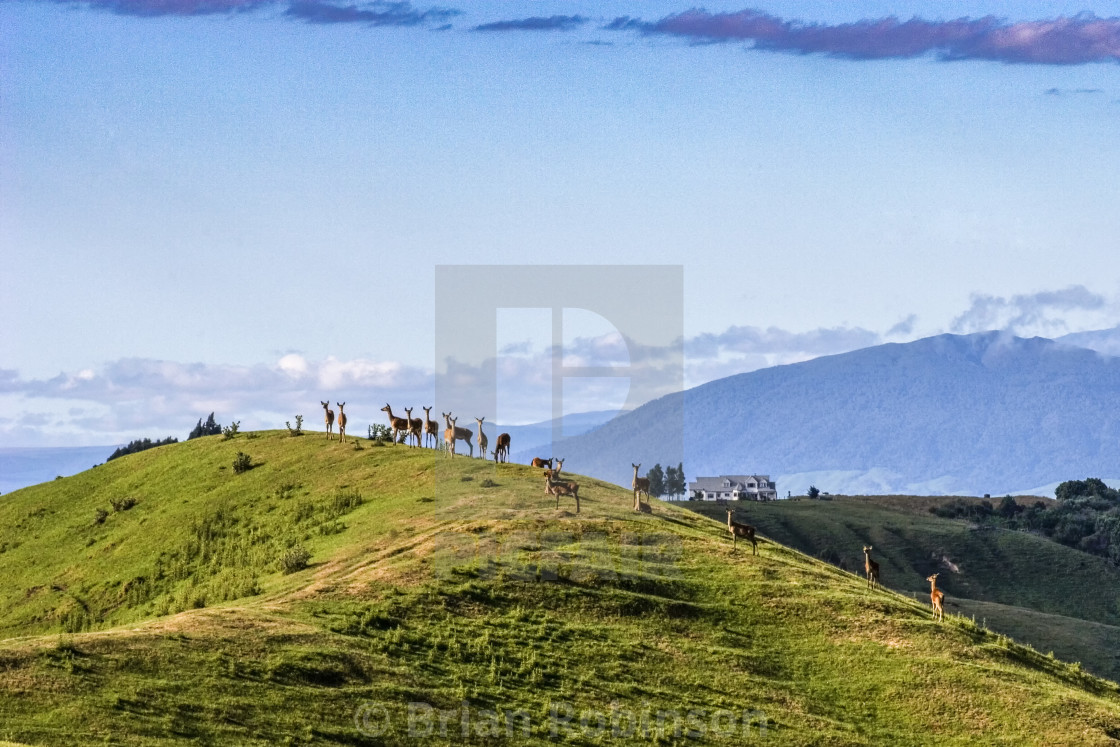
[7,329,1120,497]
[546,331,1120,496]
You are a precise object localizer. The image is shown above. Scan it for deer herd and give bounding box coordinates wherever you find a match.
[316,401,948,621]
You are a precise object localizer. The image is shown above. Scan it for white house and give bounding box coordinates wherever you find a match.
[688,475,777,501]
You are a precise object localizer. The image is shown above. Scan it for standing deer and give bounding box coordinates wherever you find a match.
[335,402,348,443]
[544,474,580,513]
[441,412,456,457]
[632,463,650,511]
[475,417,488,460]
[442,412,473,457]
[381,404,409,445]
[493,433,511,463]
[404,408,423,448]
[927,573,945,622]
[422,407,438,449]
[321,401,335,440]
[725,508,757,555]
[863,545,881,590]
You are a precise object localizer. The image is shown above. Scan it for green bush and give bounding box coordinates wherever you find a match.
[110,497,138,512]
[222,421,241,441]
[286,415,304,437]
[232,452,253,474]
[279,546,311,574]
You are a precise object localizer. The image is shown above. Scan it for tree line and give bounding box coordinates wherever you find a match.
[931,478,1120,566]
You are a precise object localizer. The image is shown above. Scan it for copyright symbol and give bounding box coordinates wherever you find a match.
[354,701,390,737]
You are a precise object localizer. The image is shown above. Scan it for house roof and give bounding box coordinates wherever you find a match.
[688,475,774,491]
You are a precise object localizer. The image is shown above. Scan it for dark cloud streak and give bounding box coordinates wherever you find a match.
[610,9,1120,65]
[284,0,458,25]
[473,15,587,32]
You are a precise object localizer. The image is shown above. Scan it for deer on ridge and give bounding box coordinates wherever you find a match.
[863,545,881,590]
[725,508,757,555]
[927,573,945,622]
[321,401,335,440]
[335,402,348,443]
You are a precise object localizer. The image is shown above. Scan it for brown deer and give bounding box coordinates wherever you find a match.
[335,402,348,443]
[493,433,511,463]
[442,412,473,457]
[422,407,438,449]
[441,412,456,457]
[863,545,880,590]
[544,474,580,513]
[381,404,409,445]
[632,463,650,511]
[725,508,757,554]
[404,408,423,448]
[927,573,945,622]
[321,401,335,440]
[531,457,553,470]
[475,417,488,460]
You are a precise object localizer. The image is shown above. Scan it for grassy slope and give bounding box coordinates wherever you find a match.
[0,435,1118,745]
[686,496,1120,681]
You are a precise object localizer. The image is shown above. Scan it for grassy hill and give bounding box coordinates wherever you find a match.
[686,496,1120,681]
[2,434,1120,745]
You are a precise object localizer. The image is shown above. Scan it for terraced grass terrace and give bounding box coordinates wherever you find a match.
[1,432,1119,745]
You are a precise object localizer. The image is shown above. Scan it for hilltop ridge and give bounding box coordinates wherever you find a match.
[0,433,1118,744]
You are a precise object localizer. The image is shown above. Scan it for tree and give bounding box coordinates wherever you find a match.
[647,464,666,498]
[808,485,821,499]
[1056,478,1118,502]
[188,412,222,440]
[665,462,686,499]
[998,495,1022,519]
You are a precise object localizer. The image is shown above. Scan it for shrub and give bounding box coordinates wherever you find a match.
[94,508,109,525]
[807,486,820,499]
[110,497,138,512]
[232,452,253,474]
[279,546,311,574]
[480,479,497,488]
[222,421,241,440]
[286,415,304,437]
[367,424,393,443]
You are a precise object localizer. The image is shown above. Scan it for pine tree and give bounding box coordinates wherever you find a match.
[188,412,222,440]
[648,463,666,498]
[667,462,686,498]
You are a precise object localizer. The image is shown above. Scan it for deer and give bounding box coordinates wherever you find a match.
[381,404,409,445]
[404,408,423,448]
[632,463,650,511]
[927,573,945,622]
[725,508,757,555]
[321,401,335,440]
[442,412,473,457]
[422,407,438,449]
[863,545,881,590]
[475,417,488,460]
[544,474,580,514]
[493,432,511,463]
[531,457,553,470]
[335,402,348,443]
[442,412,456,457]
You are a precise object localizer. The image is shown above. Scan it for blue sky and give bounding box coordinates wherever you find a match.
[2,1,1120,445]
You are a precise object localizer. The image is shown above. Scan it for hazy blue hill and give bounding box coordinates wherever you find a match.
[550,332,1120,494]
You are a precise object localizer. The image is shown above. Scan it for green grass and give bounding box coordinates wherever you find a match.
[687,495,1120,681]
[2,437,1120,744]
